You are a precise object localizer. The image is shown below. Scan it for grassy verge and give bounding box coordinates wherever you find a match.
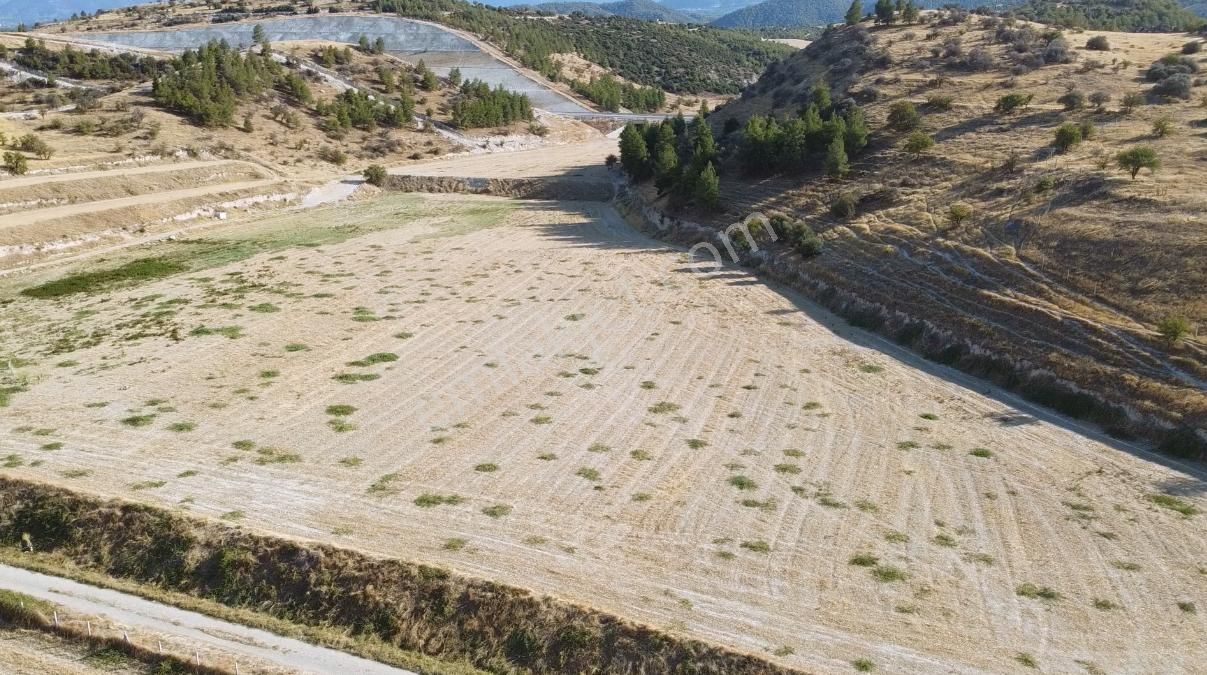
[0,477,793,675]
[0,589,230,675]
[12,195,515,301]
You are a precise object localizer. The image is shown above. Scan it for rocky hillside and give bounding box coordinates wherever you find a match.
[697,11,1207,454]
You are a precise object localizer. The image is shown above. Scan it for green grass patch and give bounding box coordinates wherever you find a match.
[575,467,600,481]
[740,540,770,553]
[253,447,301,465]
[328,419,357,433]
[190,325,244,339]
[121,415,155,428]
[969,448,993,458]
[481,504,512,518]
[1016,583,1061,601]
[326,404,357,416]
[21,258,187,299]
[40,442,63,451]
[630,449,652,460]
[414,493,465,508]
[728,475,757,490]
[870,565,907,583]
[333,373,381,384]
[284,343,309,352]
[168,421,196,433]
[249,303,280,313]
[347,352,398,367]
[367,473,401,496]
[474,463,499,473]
[1147,493,1199,516]
[849,553,879,567]
[648,401,680,414]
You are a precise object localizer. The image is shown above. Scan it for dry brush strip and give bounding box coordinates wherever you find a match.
[0,477,798,675]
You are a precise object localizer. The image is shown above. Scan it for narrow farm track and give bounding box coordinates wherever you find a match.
[2,180,281,229]
[0,194,1203,674]
[0,565,415,674]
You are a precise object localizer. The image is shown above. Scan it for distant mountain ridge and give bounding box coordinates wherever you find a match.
[710,0,1206,29]
[521,0,709,21]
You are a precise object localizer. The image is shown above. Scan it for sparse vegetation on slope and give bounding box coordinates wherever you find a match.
[668,13,1206,456]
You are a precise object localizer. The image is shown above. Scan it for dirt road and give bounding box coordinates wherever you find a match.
[0,564,415,675]
[394,138,616,180]
[2,179,280,228]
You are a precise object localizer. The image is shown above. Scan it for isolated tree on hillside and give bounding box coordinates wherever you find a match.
[1053,123,1081,153]
[845,0,862,25]
[1157,316,1191,347]
[826,134,849,178]
[1117,146,1160,179]
[3,151,27,176]
[252,24,267,46]
[902,0,920,23]
[363,164,387,187]
[887,101,920,131]
[874,0,896,25]
[449,67,462,87]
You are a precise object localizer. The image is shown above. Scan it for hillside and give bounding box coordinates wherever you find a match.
[1011,0,1205,31]
[711,0,852,28]
[649,11,1206,454]
[55,0,791,96]
[525,0,704,22]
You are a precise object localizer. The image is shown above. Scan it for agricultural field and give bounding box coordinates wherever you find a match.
[2,187,1204,673]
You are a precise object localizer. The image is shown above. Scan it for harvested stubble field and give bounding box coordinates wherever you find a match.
[1,192,1205,673]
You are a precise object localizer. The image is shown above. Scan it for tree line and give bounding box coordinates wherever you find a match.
[151,40,283,127]
[736,83,869,179]
[451,79,534,129]
[619,105,721,211]
[570,75,665,113]
[9,38,163,81]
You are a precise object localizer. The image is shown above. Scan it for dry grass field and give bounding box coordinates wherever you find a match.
[2,188,1205,673]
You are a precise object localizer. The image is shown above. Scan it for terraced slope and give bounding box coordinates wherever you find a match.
[1,189,1203,674]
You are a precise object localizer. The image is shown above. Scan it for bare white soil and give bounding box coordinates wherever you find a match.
[0,194,1204,675]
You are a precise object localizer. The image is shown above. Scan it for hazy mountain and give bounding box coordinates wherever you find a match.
[710,0,851,27]
[0,0,137,27]
[521,0,707,21]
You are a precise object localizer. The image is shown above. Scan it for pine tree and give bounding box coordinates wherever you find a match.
[844,106,869,154]
[619,124,651,180]
[826,134,849,178]
[449,67,462,86]
[902,0,920,23]
[875,0,896,25]
[695,162,720,211]
[845,0,863,25]
[252,24,267,47]
[653,124,680,189]
[811,82,832,115]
